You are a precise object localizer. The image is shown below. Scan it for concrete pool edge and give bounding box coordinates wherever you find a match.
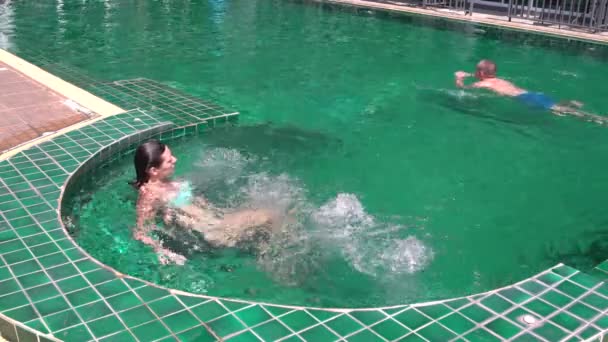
[1,109,608,341]
[0,49,126,161]
[311,0,608,45]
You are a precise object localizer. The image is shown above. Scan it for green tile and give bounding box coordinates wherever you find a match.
[370,318,409,340]
[27,283,61,303]
[480,294,512,313]
[416,304,451,319]
[579,325,600,340]
[0,279,20,294]
[4,304,38,322]
[84,268,115,285]
[594,312,608,329]
[280,310,318,332]
[0,230,17,243]
[43,309,81,331]
[346,329,385,342]
[400,333,429,341]
[10,259,41,277]
[47,263,79,281]
[234,305,271,327]
[460,304,494,324]
[191,300,229,322]
[485,318,520,339]
[162,310,200,334]
[252,319,291,341]
[135,285,169,301]
[595,284,608,298]
[66,287,100,306]
[418,322,457,340]
[177,295,207,308]
[301,323,340,341]
[26,318,49,334]
[0,239,26,254]
[504,308,538,328]
[524,299,557,316]
[37,253,68,269]
[394,308,430,330]
[552,265,577,277]
[132,320,171,341]
[324,314,363,337]
[207,314,245,337]
[307,309,339,322]
[74,259,98,273]
[557,281,587,298]
[581,293,608,310]
[499,288,532,304]
[541,291,573,308]
[77,300,112,321]
[88,314,125,339]
[15,225,43,238]
[551,312,583,332]
[3,208,28,220]
[0,291,28,311]
[107,291,142,312]
[18,271,51,289]
[30,242,60,257]
[0,267,11,281]
[226,331,260,342]
[96,279,129,297]
[533,322,567,341]
[350,310,387,326]
[57,275,89,293]
[149,296,185,318]
[569,302,599,320]
[512,333,545,342]
[36,295,72,317]
[537,272,564,286]
[99,330,137,342]
[119,305,156,327]
[463,328,501,342]
[222,300,249,312]
[439,313,475,335]
[55,323,92,342]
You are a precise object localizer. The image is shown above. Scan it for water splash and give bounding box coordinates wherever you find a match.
[312,193,433,277]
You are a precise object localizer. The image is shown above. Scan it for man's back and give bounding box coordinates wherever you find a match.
[473,78,526,97]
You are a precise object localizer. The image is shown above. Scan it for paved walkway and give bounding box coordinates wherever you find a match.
[0,62,90,153]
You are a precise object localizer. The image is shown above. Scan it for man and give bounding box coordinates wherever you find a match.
[455,59,603,122]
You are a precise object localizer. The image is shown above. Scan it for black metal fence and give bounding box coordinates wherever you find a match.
[390,0,608,31]
[507,0,608,31]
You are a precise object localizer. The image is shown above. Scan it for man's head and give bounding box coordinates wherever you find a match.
[475,59,497,80]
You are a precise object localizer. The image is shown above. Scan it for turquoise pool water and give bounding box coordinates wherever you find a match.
[4,0,608,307]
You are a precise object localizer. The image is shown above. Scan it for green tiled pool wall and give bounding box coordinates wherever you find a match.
[0,55,607,341]
[1,111,608,342]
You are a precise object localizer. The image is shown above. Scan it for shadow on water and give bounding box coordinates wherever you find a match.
[545,229,608,272]
[417,86,557,137]
[202,122,343,155]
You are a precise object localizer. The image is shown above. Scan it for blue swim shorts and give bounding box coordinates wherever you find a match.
[515,92,556,110]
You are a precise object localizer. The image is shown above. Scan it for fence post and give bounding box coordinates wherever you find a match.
[508,0,514,21]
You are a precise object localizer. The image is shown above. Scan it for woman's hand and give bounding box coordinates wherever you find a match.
[157,249,187,265]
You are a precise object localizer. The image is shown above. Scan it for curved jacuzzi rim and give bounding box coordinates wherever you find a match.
[56,119,560,311]
[1,109,606,342]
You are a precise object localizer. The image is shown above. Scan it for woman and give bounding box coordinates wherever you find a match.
[132,140,275,264]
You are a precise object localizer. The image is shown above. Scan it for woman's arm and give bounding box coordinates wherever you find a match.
[135,191,186,265]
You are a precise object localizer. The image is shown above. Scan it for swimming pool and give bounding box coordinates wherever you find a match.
[7,0,608,308]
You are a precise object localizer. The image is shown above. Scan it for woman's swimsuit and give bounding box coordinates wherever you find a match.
[167,182,223,229]
[169,182,194,208]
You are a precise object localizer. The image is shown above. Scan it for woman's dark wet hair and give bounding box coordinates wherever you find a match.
[132,140,166,189]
